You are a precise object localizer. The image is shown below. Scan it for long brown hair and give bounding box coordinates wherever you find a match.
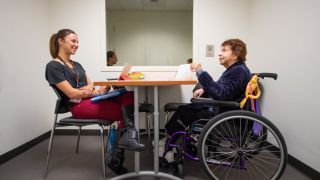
[49,29,76,59]
[221,39,247,62]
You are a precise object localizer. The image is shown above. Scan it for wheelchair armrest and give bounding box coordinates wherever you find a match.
[190,97,240,108]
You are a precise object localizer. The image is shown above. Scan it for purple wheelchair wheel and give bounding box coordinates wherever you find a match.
[197,110,287,180]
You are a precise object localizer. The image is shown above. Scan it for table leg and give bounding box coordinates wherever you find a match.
[153,86,159,173]
[110,86,182,180]
[134,86,140,173]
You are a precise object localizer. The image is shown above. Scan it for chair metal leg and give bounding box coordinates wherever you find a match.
[147,113,151,139]
[164,112,170,135]
[147,113,152,151]
[43,114,58,178]
[75,126,82,153]
[106,127,111,153]
[100,125,106,178]
[139,113,148,136]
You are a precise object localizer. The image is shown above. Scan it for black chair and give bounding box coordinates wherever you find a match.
[164,103,189,125]
[139,102,154,148]
[43,87,112,178]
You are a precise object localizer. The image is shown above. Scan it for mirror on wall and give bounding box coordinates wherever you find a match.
[106,0,193,66]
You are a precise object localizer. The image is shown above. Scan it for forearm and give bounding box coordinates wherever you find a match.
[198,72,232,100]
[56,81,95,99]
[70,88,105,99]
[67,89,89,99]
[56,80,110,99]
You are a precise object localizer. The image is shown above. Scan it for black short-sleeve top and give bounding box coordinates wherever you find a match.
[45,60,88,102]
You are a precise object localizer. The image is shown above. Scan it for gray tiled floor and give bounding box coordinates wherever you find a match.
[0,135,312,180]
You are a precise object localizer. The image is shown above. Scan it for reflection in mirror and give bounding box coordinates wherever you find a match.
[106,0,193,66]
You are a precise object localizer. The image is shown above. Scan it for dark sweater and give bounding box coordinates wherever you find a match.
[198,61,251,102]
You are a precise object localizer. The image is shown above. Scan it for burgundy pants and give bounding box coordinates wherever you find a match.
[70,91,134,128]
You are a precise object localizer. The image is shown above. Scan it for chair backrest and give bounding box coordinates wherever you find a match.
[240,73,278,112]
[52,86,71,114]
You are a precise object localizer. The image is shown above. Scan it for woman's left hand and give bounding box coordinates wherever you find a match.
[193,88,204,97]
[80,85,94,97]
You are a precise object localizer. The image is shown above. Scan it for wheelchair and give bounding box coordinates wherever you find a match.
[159,73,288,180]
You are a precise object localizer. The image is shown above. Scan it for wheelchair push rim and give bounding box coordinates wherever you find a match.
[198,110,287,180]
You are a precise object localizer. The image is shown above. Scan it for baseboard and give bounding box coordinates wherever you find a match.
[0,128,165,166]
[2,129,319,180]
[288,154,320,179]
[54,129,166,136]
[264,141,320,179]
[0,131,51,166]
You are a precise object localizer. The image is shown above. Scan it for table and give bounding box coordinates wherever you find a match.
[94,80,197,179]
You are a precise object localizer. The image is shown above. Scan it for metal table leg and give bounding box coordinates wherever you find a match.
[153,86,160,173]
[134,86,140,173]
[110,86,182,180]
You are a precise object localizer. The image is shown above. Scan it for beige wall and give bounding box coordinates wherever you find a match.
[0,0,106,155]
[194,0,320,172]
[0,0,51,155]
[248,0,320,172]
[49,0,106,81]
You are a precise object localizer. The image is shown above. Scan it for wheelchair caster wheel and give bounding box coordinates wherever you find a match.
[177,164,183,178]
[169,162,183,178]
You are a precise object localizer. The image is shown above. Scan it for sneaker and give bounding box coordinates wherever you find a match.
[165,151,174,163]
[153,137,167,156]
[153,137,174,163]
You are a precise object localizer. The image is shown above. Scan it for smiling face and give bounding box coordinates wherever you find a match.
[218,45,238,68]
[58,33,79,55]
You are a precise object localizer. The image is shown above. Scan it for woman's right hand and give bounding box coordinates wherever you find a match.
[98,86,111,94]
[190,62,202,72]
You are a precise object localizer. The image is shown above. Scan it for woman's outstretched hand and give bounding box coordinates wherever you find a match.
[190,62,202,72]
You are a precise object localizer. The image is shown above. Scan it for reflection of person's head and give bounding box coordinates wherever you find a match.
[219,39,246,68]
[107,51,118,66]
[186,58,193,64]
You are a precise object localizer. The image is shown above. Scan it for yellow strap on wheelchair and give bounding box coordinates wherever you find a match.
[240,75,261,108]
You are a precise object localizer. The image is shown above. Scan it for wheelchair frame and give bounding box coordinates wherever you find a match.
[159,73,288,180]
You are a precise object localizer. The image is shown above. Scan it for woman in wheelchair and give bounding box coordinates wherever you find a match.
[45,29,144,175]
[165,39,251,135]
[163,39,287,179]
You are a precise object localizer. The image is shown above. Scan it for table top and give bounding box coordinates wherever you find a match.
[94,79,197,86]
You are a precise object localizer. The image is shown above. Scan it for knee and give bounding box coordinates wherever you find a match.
[120,91,134,105]
[126,91,134,96]
[124,91,134,100]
